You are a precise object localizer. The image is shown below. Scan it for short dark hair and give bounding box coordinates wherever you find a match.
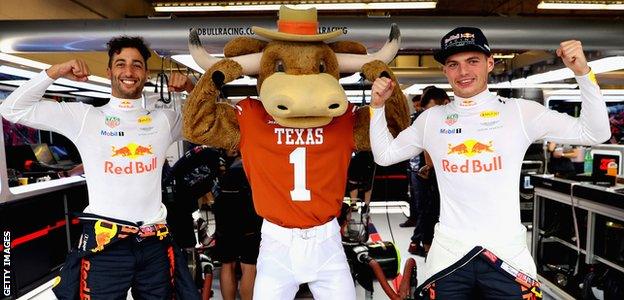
[421,86,450,107]
[411,95,421,103]
[107,36,151,67]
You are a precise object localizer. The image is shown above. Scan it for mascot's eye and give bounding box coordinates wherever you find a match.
[319,60,326,73]
[275,60,285,72]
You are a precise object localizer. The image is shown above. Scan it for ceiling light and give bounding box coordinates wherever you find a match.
[347,96,370,103]
[0,80,78,92]
[538,1,624,10]
[0,65,111,93]
[516,56,624,84]
[0,53,50,70]
[547,95,624,102]
[547,89,624,95]
[230,76,257,85]
[345,90,371,96]
[493,53,516,59]
[55,79,111,93]
[154,1,437,12]
[0,65,38,78]
[490,81,579,89]
[403,84,451,94]
[340,73,365,84]
[402,82,580,94]
[172,54,221,73]
[0,53,111,85]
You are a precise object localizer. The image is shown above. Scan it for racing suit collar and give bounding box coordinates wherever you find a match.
[108,96,143,111]
[451,89,497,111]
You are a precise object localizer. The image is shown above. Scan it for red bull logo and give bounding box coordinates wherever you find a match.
[104,157,157,174]
[461,33,475,39]
[111,143,153,160]
[118,100,134,109]
[442,156,502,173]
[443,139,502,173]
[447,139,493,157]
[460,99,475,107]
[106,143,157,174]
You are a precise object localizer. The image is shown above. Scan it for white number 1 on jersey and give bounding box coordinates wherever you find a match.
[289,147,311,201]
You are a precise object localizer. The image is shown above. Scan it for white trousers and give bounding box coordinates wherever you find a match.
[253,219,356,300]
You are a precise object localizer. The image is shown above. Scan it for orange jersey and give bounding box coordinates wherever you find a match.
[236,98,355,228]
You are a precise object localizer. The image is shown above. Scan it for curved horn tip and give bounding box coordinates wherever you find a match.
[189,29,201,46]
[389,23,400,41]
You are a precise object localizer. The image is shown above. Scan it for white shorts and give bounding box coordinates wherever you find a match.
[253,218,356,300]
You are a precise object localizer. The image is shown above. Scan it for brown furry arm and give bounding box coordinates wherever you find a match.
[353,108,371,151]
[183,59,243,150]
[352,60,410,150]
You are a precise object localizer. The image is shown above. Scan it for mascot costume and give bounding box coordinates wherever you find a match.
[183,5,409,299]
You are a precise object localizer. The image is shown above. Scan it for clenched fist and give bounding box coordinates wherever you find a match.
[46,59,90,81]
[370,77,395,108]
[556,40,591,76]
[168,72,195,93]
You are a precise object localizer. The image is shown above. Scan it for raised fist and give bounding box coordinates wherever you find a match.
[370,77,395,109]
[556,40,591,76]
[46,59,90,81]
[168,72,195,93]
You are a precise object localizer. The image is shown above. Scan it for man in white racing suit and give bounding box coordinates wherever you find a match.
[370,27,610,299]
[0,36,198,299]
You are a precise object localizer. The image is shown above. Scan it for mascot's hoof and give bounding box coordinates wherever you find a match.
[208,59,243,85]
[361,60,393,82]
[212,71,225,88]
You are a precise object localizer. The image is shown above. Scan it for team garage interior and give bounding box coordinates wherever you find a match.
[0,0,623,299]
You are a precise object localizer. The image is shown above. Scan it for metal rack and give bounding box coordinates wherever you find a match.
[531,175,624,298]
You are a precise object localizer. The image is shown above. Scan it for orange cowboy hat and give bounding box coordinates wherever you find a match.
[252,5,343,42]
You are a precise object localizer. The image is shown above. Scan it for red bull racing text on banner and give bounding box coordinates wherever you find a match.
[443,139,502,173]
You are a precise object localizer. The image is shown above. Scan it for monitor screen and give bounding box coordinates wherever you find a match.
[590,144,624,176]
[592,153,620,177]
[30,143,57,165]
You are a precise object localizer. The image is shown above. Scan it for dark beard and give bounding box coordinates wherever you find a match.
[112,80,142,99]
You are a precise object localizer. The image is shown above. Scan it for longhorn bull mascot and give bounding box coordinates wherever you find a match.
[182,6,410,299]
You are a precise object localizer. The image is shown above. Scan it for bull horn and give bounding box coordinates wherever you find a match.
[188,28,261,75]
[335,23,401,74]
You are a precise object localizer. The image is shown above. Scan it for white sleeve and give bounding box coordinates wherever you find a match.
[369,106,425,166]
[0,71,89,140]
[164,109,183,143]
[519,72,610,145]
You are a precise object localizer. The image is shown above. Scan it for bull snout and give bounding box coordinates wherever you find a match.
[276,102,341,111]
[260,73,348,128]
[273,94,345,115]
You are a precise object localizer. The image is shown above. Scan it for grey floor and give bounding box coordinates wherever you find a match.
[20,202,554,300]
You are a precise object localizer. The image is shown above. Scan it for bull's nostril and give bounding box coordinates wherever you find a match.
[277,105,288,110]
[328,103,340,109]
